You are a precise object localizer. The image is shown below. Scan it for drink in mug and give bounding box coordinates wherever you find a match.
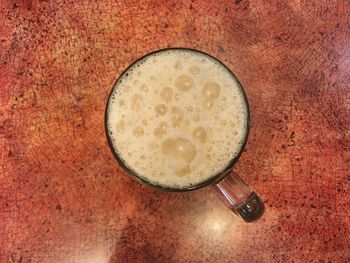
[106,48,264,222]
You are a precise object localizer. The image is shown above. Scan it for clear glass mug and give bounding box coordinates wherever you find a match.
[105,48,264,223]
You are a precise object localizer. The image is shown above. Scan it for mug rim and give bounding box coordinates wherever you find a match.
[104,47,251,192]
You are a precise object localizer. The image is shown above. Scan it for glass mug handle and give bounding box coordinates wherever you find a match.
[213,171,265,222]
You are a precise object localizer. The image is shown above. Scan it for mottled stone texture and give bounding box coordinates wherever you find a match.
[0,0,349,262]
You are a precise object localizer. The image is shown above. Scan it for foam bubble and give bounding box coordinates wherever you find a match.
[161,138,197,163]
[155,104,168,115]
[176,165,191,177]
[131,93,142,111]
[153,122,168,137]
[193,115,200,122]
[175,75,194,91]
[116,120,125,132]
[203,99,214,109]
[202,82,220,99]
[189,66,200,75]
[133,127,144,137]
[160,87,173,102]
[140,84,149,92]
[174,61,182,70]
[119,100,126,107]
[171,106,184,127]
[192,127,207,143]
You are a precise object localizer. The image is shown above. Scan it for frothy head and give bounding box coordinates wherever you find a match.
[106,49,249,190]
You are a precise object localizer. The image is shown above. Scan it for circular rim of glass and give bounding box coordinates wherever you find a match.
[104,47,251,192]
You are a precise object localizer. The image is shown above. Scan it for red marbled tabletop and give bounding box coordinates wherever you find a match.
[0,0,349,262]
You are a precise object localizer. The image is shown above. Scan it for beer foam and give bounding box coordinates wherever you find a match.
[106,49,248,189]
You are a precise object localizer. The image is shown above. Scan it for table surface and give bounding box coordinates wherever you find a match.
[1,1,349,262]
